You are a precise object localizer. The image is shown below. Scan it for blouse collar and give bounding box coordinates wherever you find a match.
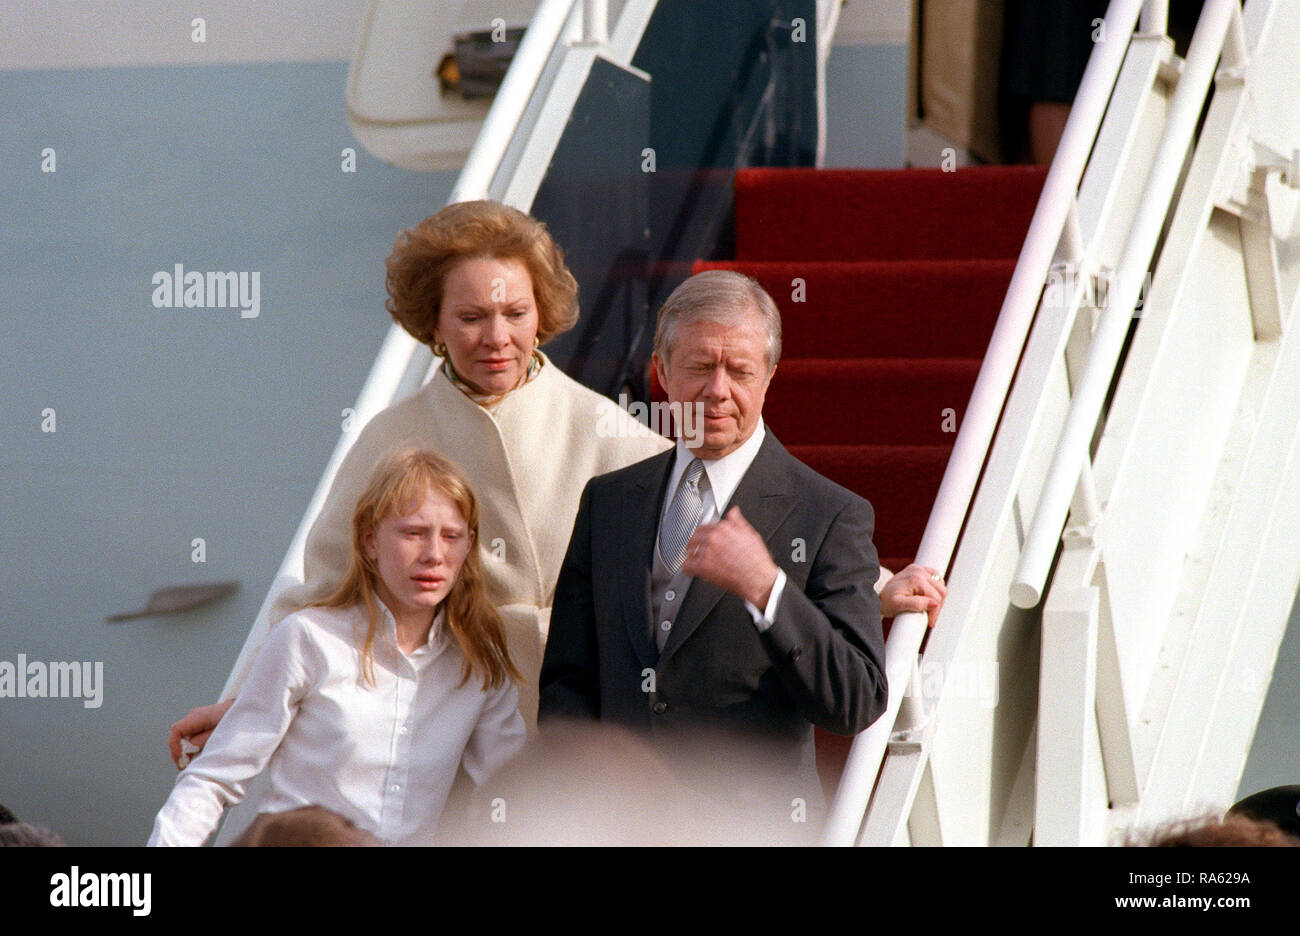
[377,600,448,654]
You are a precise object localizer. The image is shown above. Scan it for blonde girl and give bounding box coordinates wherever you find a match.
[149,450,524,846]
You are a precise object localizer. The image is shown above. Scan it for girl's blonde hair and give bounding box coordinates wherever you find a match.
[312,448,520,690]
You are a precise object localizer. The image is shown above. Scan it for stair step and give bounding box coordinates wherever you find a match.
[764,358,978,447]
[734,166,1045,262]
[784,443,952,561]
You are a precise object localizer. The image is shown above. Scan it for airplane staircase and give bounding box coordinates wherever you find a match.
[223,0,1300,846]
[819,0,1300,845]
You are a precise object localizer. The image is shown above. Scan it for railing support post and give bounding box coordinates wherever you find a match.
[581,0,609,45]
[1139,0,1168,36]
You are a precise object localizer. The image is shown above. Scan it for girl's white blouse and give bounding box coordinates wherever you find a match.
[149,602,525,846]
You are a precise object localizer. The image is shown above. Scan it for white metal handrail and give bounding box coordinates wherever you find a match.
[451,0,586,203]
[1010,0,1245,609]
[820,0,1158,845]
[581,0,609,45]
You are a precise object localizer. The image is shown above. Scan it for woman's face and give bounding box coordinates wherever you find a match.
[435,256,540,396]
[365,487,473,624]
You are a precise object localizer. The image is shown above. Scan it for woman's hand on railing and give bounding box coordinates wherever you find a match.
[168,699,236,769]
[878,564,947,627]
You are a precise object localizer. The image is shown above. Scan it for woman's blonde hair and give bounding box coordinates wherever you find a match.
[312,448,520,691]
[385,200,579,347]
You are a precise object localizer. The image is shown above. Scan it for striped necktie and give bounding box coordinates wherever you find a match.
[660,458,708,576]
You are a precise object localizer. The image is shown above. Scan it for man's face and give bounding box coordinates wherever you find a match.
[653,311,773,460]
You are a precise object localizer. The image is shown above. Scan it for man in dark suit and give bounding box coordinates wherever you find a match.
[539,270,889,831]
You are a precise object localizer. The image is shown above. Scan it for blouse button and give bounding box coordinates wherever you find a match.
[665,590,676,601]
[660,620,671,632]
[391,784,400,793]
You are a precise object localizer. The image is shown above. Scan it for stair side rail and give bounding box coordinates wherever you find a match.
[821,0,1163,846]
[1009,0,1247,610]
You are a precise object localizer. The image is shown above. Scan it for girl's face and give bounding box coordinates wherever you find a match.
[364,487,473,623]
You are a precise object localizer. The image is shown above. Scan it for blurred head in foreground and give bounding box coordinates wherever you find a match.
[1227,784,1300,840]
[0,803,63,846]
[0,822,64,847]
[448,720,820,845]
[1128,813,1299,847]
[231,806,380,847]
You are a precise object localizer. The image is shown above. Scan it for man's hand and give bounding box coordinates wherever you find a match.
[681,506,780,609]
[878,563,947,627]
[168,699,235,769]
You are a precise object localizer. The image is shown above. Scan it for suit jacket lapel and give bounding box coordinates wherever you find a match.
[659,432,798,664]
[620,450,675,670]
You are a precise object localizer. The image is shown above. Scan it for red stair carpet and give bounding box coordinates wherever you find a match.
[692,165,1046,800]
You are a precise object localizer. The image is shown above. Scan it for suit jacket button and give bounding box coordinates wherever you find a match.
[652,701,667,714]
[789,647,802,662]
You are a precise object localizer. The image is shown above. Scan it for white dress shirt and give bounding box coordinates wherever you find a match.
[148,602,526,846]
[661,420,787,629]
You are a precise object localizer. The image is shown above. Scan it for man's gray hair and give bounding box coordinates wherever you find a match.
[653,269,783,371]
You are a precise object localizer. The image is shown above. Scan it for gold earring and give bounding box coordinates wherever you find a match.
[433,339,447,358]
